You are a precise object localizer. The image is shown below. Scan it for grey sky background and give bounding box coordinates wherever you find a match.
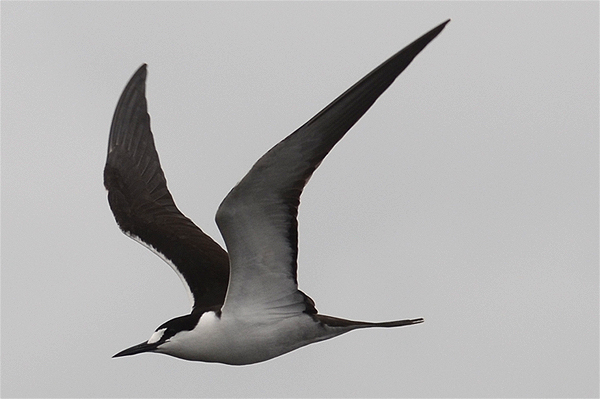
[2,2,598,397]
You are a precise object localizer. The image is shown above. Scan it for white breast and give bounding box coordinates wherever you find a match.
[155,311,340,365]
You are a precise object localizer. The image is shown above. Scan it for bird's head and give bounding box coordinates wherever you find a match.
[113,311,204,358]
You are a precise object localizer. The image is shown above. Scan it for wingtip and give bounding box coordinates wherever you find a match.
[429,19,451,37]
[122,64,148,97]
[395,19,449,63]
[133,63,147,80]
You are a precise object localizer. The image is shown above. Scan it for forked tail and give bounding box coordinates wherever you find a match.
[316,314,424,329]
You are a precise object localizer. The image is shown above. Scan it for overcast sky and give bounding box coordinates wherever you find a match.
[2,2,598,398]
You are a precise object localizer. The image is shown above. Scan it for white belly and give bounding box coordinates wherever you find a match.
[155,311,340,365]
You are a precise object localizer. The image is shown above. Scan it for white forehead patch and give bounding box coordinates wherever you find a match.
[147,328,166,344]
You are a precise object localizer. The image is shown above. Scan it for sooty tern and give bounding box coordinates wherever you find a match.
[105,20,449,365]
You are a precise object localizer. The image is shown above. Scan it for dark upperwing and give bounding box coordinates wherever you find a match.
[104,64,230,311]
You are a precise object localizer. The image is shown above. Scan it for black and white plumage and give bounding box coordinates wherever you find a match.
[105,20,449,365]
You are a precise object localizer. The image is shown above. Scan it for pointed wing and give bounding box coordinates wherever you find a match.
[216,21,449,317]
[104,65,229,311]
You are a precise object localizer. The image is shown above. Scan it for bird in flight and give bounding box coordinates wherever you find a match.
[105,20,449,365]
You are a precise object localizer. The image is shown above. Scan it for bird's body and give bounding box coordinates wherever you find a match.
[152,311,330,365]
[142,308,421,365]
[105,20,449,365]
